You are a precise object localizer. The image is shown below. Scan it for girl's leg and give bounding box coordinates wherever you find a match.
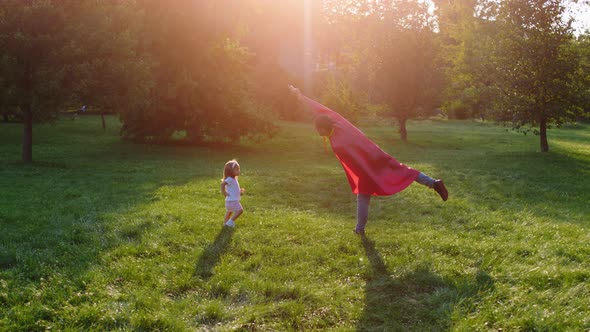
[225,202,244,227]
[224,211,232,223]
[355,194,371,234]
[230,202,244,222]
[231,209,243,221]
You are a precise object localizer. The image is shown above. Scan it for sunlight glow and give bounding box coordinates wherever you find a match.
[304,0,313,94]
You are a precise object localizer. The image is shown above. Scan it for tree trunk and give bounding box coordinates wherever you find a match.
[22,107,33,163]
[540,117,549,152]
[22,59,34,163]
[101,111,106,132]
[398,117,408,143]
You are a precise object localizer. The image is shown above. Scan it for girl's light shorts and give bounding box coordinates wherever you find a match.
[225,200,243,213]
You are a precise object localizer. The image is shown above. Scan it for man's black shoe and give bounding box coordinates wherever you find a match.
[433,180,448,201]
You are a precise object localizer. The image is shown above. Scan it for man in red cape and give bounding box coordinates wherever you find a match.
[289,85,448,235]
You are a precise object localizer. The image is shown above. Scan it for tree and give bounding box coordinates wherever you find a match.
[284,0,445,141]
[70,2,152,133]
[0,1,149,163]
[0,1,66,163]
[436,0,501,120]
[573,32,590,121]
[120,1,276,143]
[373,0,444,142]
[491,0,586,152]
[237,0,335,121]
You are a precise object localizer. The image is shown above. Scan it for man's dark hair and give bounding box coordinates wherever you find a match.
[314,114,334,133]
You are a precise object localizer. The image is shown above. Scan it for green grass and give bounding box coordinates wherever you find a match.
[0,116,589,331]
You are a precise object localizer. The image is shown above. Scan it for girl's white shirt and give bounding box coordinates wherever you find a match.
[224,177,241,201]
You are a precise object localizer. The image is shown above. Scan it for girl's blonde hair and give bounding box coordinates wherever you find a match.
[223,159,240,179]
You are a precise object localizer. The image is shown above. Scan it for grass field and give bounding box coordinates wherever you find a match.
[0,116,589,331]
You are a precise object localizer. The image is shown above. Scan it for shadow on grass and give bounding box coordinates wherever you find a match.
[357,236,493,332]
[194,226,235,279]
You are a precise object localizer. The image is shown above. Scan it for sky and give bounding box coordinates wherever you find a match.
[567,1,590,35]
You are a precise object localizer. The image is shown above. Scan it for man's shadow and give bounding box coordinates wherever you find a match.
[357,235,492,331]
[194,226,235,279]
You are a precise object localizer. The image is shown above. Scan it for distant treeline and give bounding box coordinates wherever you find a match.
[1,1,589,162]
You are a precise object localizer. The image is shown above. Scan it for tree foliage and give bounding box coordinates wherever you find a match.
[3,0,589,158]
[438,0,589,152]
[437,0,500,120]
[310,0,445,142]
[575,32,590,120]
[372,0,445,142]
[238,0,325,121]
[491,0,586,152]
[119,0,277,143]
[0,1,149,162]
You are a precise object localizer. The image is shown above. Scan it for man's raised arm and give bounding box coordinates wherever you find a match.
[288,85,331,117]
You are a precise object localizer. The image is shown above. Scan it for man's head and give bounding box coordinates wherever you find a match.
[314,115,334,137]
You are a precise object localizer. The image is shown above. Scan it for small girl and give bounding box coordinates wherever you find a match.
[220,159,245,227]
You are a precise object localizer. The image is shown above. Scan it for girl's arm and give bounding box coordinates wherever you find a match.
[220,180,228,197]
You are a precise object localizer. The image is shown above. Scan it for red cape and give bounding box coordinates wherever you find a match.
[303,96,419,196]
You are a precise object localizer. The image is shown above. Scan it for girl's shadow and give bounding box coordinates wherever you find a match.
[194,226,235,279]
[358,236,491,331]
